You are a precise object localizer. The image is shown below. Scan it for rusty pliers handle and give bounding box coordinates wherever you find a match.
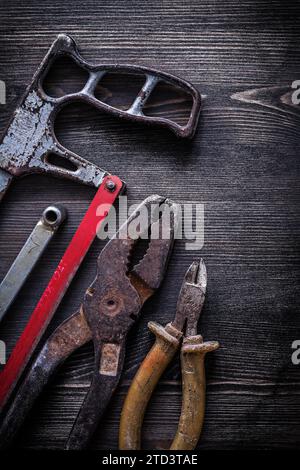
[119,321,219,450]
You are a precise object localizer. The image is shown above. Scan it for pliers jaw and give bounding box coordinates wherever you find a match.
[172,259,207,337]
[82,195,179,343]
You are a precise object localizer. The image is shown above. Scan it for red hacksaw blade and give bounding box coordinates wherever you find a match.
[0,174,123,409]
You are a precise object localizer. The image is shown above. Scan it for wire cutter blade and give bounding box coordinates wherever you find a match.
[172,259,207,336]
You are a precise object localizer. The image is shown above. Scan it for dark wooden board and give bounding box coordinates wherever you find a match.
[0,0,300,450]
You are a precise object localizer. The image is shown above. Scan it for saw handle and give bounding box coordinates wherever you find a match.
[39,35,201,139]
[119,321,219,450]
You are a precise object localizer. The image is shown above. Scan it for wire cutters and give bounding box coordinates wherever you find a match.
[119,259,219,450]
[0,195,178,449]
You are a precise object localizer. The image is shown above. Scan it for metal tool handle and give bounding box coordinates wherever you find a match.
[0,34,199,203]
[0,204,67,323]
[38,34,201,140]
[171,336,219,450]
[119,321,182,450]
[66,338,127,450]
[0,310,91,449]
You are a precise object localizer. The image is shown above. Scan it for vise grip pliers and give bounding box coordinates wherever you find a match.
[0,195,178,449]
[119,259,219,450]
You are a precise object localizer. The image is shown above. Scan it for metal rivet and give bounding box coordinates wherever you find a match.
[106,179,116,192]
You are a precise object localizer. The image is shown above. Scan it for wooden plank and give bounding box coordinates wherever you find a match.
[0,0,299,450]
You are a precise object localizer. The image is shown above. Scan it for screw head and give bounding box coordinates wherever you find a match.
[106,179,116,192]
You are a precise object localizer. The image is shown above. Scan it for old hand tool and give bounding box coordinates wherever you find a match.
[0,33,201,202]
[0,195,178,449]
[0,204,67,323]
[0,175,122,410]
[0,33,200,410]
[119,259,219,450]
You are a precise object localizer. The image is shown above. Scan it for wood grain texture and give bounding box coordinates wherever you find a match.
[0,0,300,450]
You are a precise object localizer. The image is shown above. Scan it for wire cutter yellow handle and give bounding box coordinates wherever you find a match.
[119,321,219,450]
[119,321,181,449]
[171,336,219,449]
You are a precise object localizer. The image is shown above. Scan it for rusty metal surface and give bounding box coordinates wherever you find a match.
[0,195,178,450]
[0,169,12,203]
[0,34,201,201]
[172,259,207,336]
[66,195,178,449]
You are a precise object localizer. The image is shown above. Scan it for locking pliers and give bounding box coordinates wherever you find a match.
[119,259,219,450]
[0,195,178,449]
